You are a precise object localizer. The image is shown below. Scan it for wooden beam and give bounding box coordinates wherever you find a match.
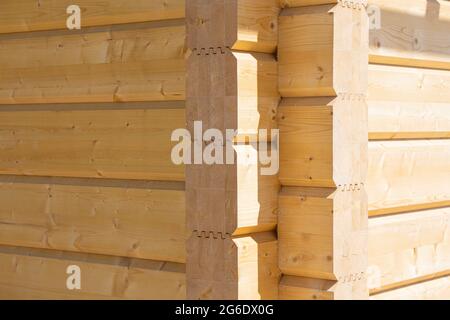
[367,140,450,216]
[371,274,450,300]
[368,100,450,140]
[0,103,184,181]
[185,0,280,299]
[368,207,450,291]
[279,187,367,285]
[187,232,279,299]
[0,22,186,104]
[186,0,280,54]
[369,0,450,70]
[0,176,186,263]
[0,0,185,34]
[277,1,369,300]
[0,245,186,299]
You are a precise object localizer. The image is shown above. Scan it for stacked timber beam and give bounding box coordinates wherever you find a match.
[185,0,281,299]
[277,0,369,299]
[0,0,187,299]
[367,0,450,300]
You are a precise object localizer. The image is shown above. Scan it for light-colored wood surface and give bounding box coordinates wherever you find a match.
[279,273,368,300]
[0,176,186,263]
[0,0,185,34]
[279,187,367,286]
[0,21,186,104]
[186,0,280,54]
[368,100,450,140]
[367,140,450,216]
[186,0,280,300]
[280,1,339,8]
[187,232,280,300]
[369,0,450,70]
[368,64,450,104]
[371,275,450,300]
[277,2,369,300]
[0,245,186,299]
[368,207,450,291]
[0,103,185,181]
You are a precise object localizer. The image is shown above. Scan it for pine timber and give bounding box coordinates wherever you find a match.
[0,245,186,300]
[0,176,186,263]
[369,0,450,70]
[368,207,450,291]
[0,21,186,104]
[0,103,185,181]
[185,0,281,299]
[367,140,450,216]
[277,1,369,300]
[0,0,186,34]
[371,274,450,300]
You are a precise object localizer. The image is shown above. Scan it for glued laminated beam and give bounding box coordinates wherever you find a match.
[279,187,367,292]
[277,1,369,300]
[185,0,280,299]
[367,140,450,216]
[0,0,186,34]
[186,0,280,54]
[0,176,186,263]
[278,2,368,97]
[0,245,186,300]
[371,275,450,300]
[0,22,186,104]
[369,0,450,70]
[187,232,279,299]
[368,207,450,292]
[0,103,185,181]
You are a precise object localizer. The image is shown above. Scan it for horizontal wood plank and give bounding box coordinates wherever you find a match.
[367,140,450,215]
[368,207,450,291]
[0,22,186,104]
[0,104,185,180]
[371,275,450,300]
[368,100,450,140]
[369,0,450,70]
[0,245,186,299]
[0,0,185,34]
[0,176,186,263]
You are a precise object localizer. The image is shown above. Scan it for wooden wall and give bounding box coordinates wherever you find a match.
[277,0,369,299]
[367,0,450,300]
[0,0,187,299]
[0,0,449,301]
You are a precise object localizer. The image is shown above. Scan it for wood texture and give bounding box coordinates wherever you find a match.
[0,104,185,181]
[0,176,186,263]
[278,96,367,188]
[186,0,280,54]
[369,0,450,70]
[187,232,280,299]
[0,245,185,300]
[279,187,367,286]
[371,275,450,300]
[0,0,185,34]
[368,207,450,291]
[367,140,450,216]
[0,22,186,104]
[279,3,368,97]
[368,64,450,104]
[279,273,367,300]
[368,100,450,140]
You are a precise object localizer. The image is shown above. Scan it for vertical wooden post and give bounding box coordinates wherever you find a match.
[185,0,281,299]
[277,1,369,299]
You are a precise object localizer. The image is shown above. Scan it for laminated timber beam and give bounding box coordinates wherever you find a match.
[185,0,281,299]
[0,0,186,34]
[277,1,369,300]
